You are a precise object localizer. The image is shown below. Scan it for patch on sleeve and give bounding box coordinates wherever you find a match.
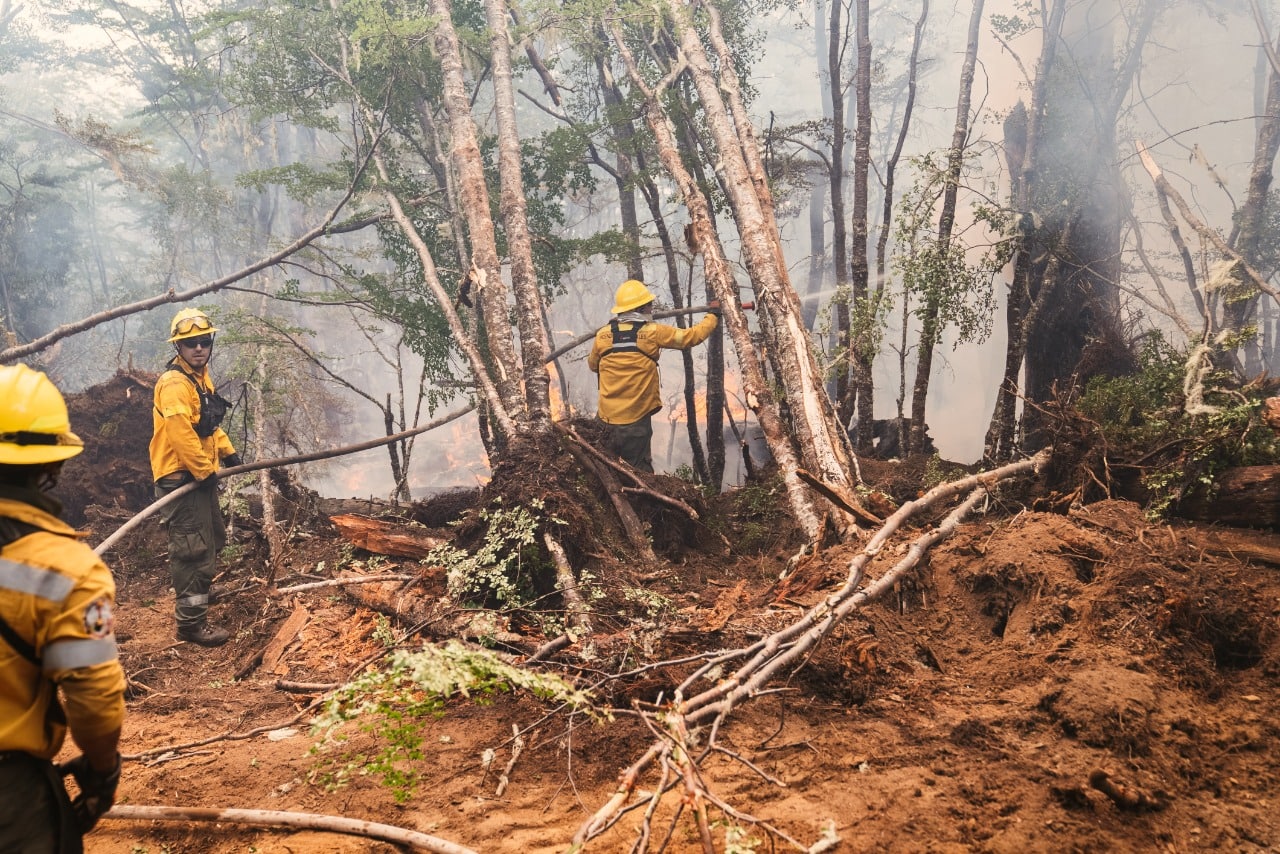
[82,597,115,639]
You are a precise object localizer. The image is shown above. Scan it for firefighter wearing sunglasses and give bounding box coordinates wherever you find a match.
[1,364,126,852]
[148,308,241,647]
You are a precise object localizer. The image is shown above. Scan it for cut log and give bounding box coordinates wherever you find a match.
[329,514,446,558]
[261,604,311,675]
[1175,465,1280,529]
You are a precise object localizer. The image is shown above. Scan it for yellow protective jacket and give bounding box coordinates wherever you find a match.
[587,312,718,425]
[149,355,236,482]
[0,492,126,760]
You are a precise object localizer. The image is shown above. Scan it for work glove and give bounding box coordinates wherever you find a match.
[197,472,218,490]
[708,299,722,313]
[222,452,243,469]
[59,752,122,833]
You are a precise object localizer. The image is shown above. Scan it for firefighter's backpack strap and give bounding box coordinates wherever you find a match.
[602,320,658,362]
[0,518,43,666]
[158,366,231,439]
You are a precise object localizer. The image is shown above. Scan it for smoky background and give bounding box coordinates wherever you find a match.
[0,0,1272,497]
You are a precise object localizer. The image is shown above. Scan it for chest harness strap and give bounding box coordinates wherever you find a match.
[157,366,231,439]
[0,519,43,666]
[603,320,658,363]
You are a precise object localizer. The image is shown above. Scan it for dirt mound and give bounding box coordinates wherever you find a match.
[59,369,157,530]
[29,376,1279,852]
[74,492,1280,853]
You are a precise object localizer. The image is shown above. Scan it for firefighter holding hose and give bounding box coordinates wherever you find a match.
[588,280,720,472]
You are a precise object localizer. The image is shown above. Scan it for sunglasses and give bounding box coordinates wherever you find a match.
[179,335,214,349]
[174,316,213,336]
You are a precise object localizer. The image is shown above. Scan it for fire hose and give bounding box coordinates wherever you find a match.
[95,303,751,555]
[544,301,754,363]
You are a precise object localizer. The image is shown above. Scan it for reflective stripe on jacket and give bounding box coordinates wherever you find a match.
[587,312,718,425]
[0,497,125,760]
[149,355,236,482]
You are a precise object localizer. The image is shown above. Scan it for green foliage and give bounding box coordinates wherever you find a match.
[310,640,602,801]
[892,155,1005,353]
[991,1,1037,39]
[922,455,966,490]
[713,474,787,553]
[428,499,563,609]
[621,587,674,623]
[1078,334,1280,520]
[717,819,763,854]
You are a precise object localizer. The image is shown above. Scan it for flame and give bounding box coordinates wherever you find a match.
[547,361,567,421]
[666,372,750,425]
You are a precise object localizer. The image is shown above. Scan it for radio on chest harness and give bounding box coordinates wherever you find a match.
[159,364,231,439]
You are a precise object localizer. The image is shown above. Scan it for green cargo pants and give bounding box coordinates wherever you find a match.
[0,752,82,854]
[604,414,654,473]
[155,476,226,631]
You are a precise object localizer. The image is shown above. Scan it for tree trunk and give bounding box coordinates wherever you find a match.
[593,27,645,282]
[681,0,859,493]
[909,0,982,455]
[484,0,552,430]
[985,0,1067,462]
[827,0,851,414]
[846,0,874,440]
[1176,466,1280,529]
[430,0,525,428]
[1228,30,1280,376]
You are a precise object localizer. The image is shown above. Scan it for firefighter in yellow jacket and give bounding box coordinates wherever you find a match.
[587,280,719,472]
[149,308,240,647]
[1,364,126,853]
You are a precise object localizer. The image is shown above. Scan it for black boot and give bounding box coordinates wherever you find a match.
[177,623,230,647]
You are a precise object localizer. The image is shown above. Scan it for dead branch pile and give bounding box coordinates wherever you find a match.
[572,450,1050,850]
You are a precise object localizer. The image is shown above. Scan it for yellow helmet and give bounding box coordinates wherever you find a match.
[168,308,219,343]
[611,279,656,314]
[0,364,84,465]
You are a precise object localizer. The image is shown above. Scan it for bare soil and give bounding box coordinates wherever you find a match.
[56,372,1280,853]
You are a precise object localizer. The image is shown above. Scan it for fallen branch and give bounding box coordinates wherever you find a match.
[276,680,340,693]
[524,633,572,664]
[123,699,324,760]
[557,421,646,487]
[620,485,700,521]
[494,724,526,798]
[544,533,592,638]
[558,425,657,564]
[104,805,476,854]
[329,513,447,557]
[0,144,374,365]
[1088,769,1169,812]
[94,405,474,555]
[571,450,1051,847]
[271,574,417,595]
[258,604,310,676]
[796,468,883,527]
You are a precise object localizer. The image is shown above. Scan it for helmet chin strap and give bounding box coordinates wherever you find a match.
[37,466,59,492]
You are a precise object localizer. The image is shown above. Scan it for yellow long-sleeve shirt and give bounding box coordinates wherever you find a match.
[587,312,718,425]
[0,494,125,760]
[149,356,236,483]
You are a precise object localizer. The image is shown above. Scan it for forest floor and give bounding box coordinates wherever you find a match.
[52,372,1280,853]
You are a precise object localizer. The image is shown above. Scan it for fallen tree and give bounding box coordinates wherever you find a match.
[572,449,1051,850]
